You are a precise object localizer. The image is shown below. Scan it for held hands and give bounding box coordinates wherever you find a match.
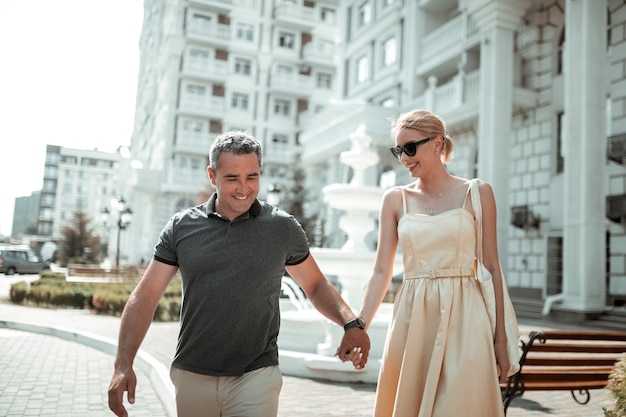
[335,328,371,370]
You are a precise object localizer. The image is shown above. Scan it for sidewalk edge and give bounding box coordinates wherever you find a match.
[0,319,176,417]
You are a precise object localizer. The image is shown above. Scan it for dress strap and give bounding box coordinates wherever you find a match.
[400,187,408,215]
[462,180,473,210]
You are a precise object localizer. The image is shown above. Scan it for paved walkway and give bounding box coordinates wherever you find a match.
[0,298,616,416]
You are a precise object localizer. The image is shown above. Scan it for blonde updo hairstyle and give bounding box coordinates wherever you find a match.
[391,109,454,164]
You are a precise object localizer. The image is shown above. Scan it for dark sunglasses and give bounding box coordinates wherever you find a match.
[389,137,433,159]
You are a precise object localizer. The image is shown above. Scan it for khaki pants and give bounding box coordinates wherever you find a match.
[170,366,282,417]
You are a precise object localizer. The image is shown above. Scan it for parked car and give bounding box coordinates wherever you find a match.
[0,246,50,275]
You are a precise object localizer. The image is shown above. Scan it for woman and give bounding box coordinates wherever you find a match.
[358,109,509,416]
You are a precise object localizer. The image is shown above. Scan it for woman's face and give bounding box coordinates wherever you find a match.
[394,128,436,177]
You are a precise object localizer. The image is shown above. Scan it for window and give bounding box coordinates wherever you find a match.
[357,56,369,83]
[320,7,336,24]
[383,37,396,66]
[236,23,254,41]
[274,99,291,116]
[278,31,295,49]
[557,28,564,75]
[556,112,564,173]
[381,97,394,108]
[234,57,252,76]
[276,64,293,75]
[183,120,203,132]
[316,72,332,89]
[186,84,206,95]
[232,93,249,110]
[190,48,208,60]
[358,2,371,27]
[272,133,289,145]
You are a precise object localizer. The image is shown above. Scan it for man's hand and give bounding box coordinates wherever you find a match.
[108,365,137,417]
[335,328,370,370]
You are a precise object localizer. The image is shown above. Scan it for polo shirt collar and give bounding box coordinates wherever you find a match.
[205,193,262,220]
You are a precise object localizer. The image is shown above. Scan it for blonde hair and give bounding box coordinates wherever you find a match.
[390,109,454,164]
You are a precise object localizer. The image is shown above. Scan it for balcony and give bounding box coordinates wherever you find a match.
[179,95,226,117]
[187,20,230,45]
[418,13,480,75]
[174,132,217,154]
[608,133,626,164]
[410,70,480,120]
[607,194,626,223]
[274,2,316,28]
[409,69,537,123]
[182,59,229,81]
[270,72,314,95]
[302,39,336,65]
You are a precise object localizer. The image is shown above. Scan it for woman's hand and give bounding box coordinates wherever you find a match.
[494,336,511,384]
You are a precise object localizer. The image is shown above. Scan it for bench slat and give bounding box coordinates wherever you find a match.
[531,330,626,341]
[527,341,626,354]
[502,379,609,391]
[524,354,620,367]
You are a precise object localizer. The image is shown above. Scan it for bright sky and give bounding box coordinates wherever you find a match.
[0,1,144,236]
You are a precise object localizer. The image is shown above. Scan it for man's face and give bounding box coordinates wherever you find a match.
[208,152,261,220]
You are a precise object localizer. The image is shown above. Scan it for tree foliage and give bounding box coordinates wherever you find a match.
[279,152,326,247]
[59,211,101,265]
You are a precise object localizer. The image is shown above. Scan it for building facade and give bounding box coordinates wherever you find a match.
[12,191,40,237]
[122,0,626,319]
[300,0,626,318]
[123,0,341,263]
[36,145,123,262]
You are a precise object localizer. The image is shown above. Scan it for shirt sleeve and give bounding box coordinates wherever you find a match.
[153,214,179,266]
[285,214,311,266]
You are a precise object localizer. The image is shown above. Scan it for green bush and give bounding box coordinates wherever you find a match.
[9,281,28,303]
[9,274,182,321]
[605,354,626,417]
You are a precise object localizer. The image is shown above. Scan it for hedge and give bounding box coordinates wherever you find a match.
[9,271,182,322]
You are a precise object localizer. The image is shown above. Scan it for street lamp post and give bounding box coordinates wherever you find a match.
[101,197,133,268]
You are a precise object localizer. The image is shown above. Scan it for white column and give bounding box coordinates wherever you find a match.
[467,0,528,274]
[561,0,607,312]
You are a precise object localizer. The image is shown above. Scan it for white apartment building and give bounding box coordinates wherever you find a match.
[123,0,340,263]
[37,145,122,259]
[300,0,626,321]
[124,0,626,322]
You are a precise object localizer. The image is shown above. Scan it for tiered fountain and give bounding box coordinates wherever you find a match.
[278,125,402,383]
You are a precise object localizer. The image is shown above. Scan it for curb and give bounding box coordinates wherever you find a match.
[0,319,176,417]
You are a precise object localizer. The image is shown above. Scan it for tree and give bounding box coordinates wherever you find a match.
[59,211,102,265]
[279,152,327,247]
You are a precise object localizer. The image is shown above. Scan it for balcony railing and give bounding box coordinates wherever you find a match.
[187,20,230,42]
[275,3,316,24]
[412,70,480,115]
[175,132,217,153]
[420,13,479,62]
[302,40,336,63]
[183,59,229,79]
[179,96,226,115]
[270,73,314,92]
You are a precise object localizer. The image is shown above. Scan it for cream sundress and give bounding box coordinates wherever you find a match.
[373,181,505,417]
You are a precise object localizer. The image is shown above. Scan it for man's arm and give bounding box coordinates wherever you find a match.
[108,260,178,417]
[286,255,370,369]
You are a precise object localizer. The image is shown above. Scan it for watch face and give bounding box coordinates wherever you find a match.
[356,317,366,329]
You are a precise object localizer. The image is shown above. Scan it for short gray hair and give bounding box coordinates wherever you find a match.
[209,131,263,171]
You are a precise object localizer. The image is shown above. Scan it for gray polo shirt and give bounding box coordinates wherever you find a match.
[154,193,310,376]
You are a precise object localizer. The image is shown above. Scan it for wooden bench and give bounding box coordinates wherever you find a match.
[66,265,140,282]
[501,329,626,414]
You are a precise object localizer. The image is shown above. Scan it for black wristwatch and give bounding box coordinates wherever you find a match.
[343,316,366,331]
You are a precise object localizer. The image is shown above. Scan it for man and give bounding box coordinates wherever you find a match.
[108,131,370,417]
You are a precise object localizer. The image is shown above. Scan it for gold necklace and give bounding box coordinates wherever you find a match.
[427,191,444,216]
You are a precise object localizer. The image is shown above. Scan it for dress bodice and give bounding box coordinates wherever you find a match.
[397,209,476,279]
